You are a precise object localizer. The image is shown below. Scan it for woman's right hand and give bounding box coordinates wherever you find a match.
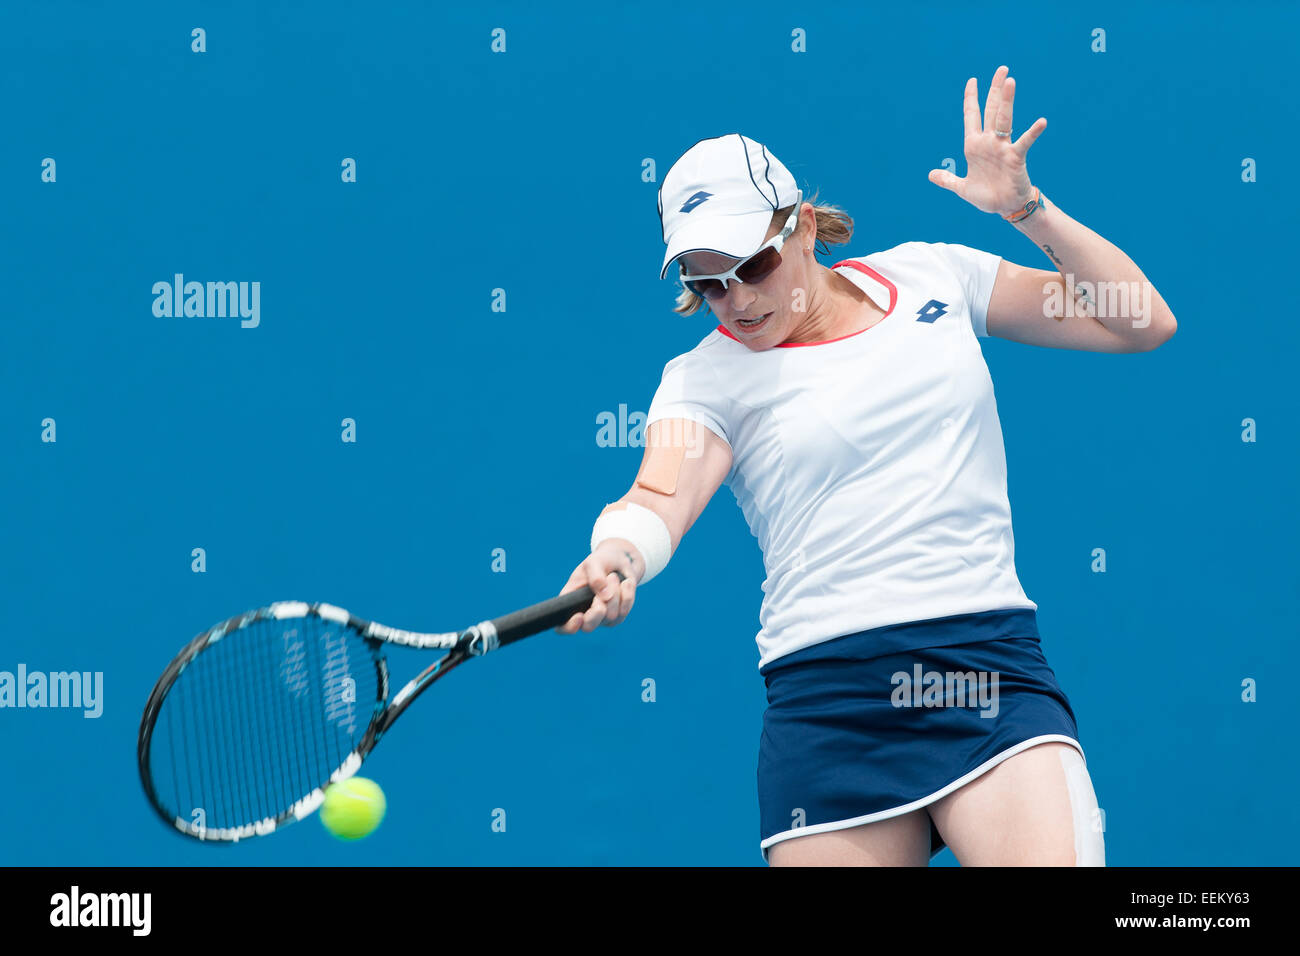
[555,541,639,634]
[554,420,731,635]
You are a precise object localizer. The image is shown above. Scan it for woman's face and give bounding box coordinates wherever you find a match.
[679,204,814,352]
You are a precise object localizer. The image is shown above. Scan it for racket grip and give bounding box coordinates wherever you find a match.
[490,570,627,647]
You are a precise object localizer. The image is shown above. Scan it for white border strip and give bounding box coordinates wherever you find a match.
[759,734,1086,860]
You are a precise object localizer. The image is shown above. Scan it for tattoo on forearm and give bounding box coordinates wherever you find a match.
[1042,244,1063,268]
[1072,283,1094,317]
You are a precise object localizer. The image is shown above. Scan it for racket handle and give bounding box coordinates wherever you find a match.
[489,570,627,648]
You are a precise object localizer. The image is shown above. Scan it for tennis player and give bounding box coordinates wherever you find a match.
[558,67,1175,866]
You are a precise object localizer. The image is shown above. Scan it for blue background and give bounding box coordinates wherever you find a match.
[2,0,1295,866]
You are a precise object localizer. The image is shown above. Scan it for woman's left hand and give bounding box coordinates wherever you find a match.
[929,65,1046,217]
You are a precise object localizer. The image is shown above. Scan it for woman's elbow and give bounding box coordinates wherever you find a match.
[1151,311,1177,349]
[1132,309,1176,351]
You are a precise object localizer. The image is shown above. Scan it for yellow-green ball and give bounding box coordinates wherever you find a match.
[320,777,386,840]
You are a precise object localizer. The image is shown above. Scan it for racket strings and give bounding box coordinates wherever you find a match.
[148,616,382,834]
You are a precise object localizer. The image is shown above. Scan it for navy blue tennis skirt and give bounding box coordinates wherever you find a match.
[758,608,1082,862]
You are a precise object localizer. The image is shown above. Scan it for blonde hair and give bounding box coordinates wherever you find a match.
[669,188,854,317]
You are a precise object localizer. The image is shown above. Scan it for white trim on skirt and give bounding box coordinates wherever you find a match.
[760,733,1087,860]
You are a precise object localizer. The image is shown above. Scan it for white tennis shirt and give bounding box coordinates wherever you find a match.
[646,240,1037,669]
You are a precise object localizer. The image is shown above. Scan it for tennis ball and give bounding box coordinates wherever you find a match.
[320,776,386,841]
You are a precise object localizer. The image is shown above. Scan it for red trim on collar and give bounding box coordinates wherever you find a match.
[714,259,898,347]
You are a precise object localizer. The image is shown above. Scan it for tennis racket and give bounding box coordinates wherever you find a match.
[137,574,621,843]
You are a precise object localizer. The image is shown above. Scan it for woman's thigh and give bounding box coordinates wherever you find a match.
[926,741,1104,866]
[767,809,932,867]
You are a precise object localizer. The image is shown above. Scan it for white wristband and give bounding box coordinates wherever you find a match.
[590,502,672,584]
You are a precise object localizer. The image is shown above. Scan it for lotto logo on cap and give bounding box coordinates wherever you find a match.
[658,133,801,280]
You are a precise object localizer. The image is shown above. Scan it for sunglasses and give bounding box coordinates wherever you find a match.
[678,191,802,300]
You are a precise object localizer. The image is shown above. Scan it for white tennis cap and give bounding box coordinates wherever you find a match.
[658,133,800,280]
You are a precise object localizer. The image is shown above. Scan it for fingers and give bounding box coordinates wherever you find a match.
[577,594,609,633]
[610,572,636,625]
[982,65,1009,133]
[995,74,1016,136]
[1013,116,1047,156]
[555,565,593,634]
[574,575,615,633]
[962,76,980,139]
[558,595,608,634]
[554,562,637,634]
[588,570,620,630]
[928,168,964,198]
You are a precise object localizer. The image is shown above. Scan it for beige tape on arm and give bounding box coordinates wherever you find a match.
[634,440,687,496]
